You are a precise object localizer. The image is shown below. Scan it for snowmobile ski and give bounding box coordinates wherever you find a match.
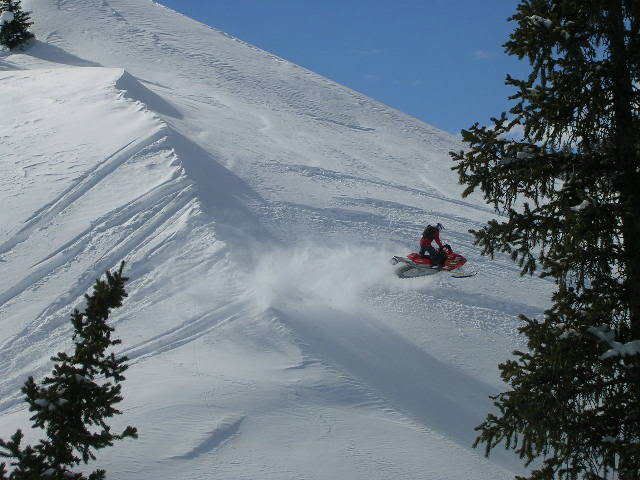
[448,267,478,278]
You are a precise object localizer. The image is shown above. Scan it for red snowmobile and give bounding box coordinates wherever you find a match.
[391,245,476,278]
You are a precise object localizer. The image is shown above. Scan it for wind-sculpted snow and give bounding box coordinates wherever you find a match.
[1,68,202,407]
[0,1,554,478]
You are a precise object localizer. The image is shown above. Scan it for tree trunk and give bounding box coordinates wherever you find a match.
[608,0,640,339]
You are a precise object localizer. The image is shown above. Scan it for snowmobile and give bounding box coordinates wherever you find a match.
[391,244,477,279]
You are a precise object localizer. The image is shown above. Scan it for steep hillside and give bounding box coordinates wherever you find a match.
[0,1,552,478]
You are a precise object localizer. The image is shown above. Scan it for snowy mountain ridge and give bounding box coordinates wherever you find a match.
[0,1,552,478]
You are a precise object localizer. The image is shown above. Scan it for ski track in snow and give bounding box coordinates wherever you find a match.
[0,1,553,478]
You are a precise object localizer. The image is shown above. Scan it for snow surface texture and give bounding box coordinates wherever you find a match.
[0,1,553,478]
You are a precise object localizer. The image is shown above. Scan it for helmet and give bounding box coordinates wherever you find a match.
[436,222,444,231]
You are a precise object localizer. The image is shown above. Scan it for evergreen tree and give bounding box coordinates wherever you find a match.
[0,262,137,480]
[0,0,33,49]
[450,1,640,479]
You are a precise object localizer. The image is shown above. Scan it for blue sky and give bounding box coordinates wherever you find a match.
[157,0,528,134]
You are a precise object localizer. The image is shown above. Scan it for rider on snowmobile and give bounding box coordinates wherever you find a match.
[419,223,445,268]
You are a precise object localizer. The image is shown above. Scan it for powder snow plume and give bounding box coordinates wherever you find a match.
[250,244,406,312]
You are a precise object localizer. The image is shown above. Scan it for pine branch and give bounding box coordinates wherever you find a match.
[451,1,640,478]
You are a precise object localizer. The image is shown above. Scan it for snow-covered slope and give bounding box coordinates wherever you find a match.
[0,1,552,478]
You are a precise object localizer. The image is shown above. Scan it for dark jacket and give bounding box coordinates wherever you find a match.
[420,226,443,250]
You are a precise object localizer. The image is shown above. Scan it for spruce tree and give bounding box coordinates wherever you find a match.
[450,1,640,479]
[0,0,33,49]
[0,262,137,480]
